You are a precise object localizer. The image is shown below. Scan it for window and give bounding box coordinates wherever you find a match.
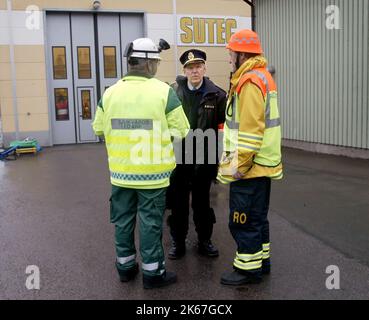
[81,90,92,120]
[52,47,67,79]
[103,46,117,78]
[54,88,69,121]
[77,47,91,79]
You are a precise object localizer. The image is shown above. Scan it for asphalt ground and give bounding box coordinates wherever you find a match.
[0,144,368,300]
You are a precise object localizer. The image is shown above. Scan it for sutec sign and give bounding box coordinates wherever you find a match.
[177,15,251,46]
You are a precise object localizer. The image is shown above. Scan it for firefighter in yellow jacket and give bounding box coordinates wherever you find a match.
[92,38,189,289]
[217,29,283,285]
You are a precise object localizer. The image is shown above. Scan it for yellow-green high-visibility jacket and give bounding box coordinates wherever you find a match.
[92,73,190,189]
[217,56,283,184]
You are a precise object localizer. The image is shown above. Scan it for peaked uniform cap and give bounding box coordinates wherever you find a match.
[180,49,207,67]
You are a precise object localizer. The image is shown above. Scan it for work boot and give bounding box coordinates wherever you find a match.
[220,270,262,286]
[117,263,139,282]
[143,271,177,289]
[198,240,219,257]
[168,241,186,260]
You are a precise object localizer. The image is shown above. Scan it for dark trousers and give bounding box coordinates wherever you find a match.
[229,177,271,278]
[167,164,216,243]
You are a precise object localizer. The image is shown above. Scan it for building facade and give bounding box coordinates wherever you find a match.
[0,0,251,146]
[253,0,369,158]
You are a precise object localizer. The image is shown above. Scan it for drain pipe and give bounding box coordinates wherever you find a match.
[172,0,179,77]
[243,0,255,31]
[7,0,20,141]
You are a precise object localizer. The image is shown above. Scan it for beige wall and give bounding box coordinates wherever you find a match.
[10,0,173,13]
[14,45,48,132]
[177,0,251,16]
[0,44,49,133]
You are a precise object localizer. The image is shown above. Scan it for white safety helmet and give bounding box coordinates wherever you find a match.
[124,38,170,61]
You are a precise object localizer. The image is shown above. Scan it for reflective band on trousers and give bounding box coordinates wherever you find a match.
[236,250,263,262]
[142,262,159,271]
[263,243,270,259]
[117,254,136,265]
[263,252,270,259]
[233,259,262,271]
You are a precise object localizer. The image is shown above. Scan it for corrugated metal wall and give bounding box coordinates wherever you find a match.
[255,0,369,149]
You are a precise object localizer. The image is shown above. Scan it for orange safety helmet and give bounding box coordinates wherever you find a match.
[226,29,263,54]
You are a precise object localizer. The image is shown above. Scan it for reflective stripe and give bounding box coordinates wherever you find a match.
[117,254,136,265]
[247,70,269,92]
[111,119,153,130]
[233,259,262,271]
[269,171,283,180]
[142,262,159,271]
[217,174,235,184]
[262,243,270,259]
[246,70,280,129]
[263,252,271,259]
[238,143,260,152]
[266,118,281,128]
[111,171,172,182]
[226,119,239,129]
[236,251,263,262]
[238,132,263,141]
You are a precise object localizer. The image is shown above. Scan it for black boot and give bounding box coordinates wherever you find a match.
[198,240,219,257]
[168,241,186,260]
[220,270,262,286]
[143,271,177,289]
[117,263,139,282]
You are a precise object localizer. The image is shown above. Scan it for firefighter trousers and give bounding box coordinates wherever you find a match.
[110,185,167,277]
[229,177,271,279]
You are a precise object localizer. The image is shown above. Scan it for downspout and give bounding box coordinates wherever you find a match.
[7,0,20,141]
[243,0,255,31]
[172,0,179,77]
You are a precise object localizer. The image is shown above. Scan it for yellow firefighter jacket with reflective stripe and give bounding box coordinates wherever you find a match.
[92,74,190,189]
[217,56,283,184]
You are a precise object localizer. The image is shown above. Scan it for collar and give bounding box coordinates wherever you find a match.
[187,79,203,91]
[230,55,268,89]
[123,71,153,80]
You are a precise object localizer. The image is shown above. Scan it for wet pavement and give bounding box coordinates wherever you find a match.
[0,144,368,300]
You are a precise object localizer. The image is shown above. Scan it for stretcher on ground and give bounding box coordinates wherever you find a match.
[0,138,42,161]
[0,146,17,161]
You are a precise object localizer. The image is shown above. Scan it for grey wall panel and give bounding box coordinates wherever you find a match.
[255,0,369,149]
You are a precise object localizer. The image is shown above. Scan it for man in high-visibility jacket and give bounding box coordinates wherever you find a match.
[92,38,190,289]
[217,29,283,285]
